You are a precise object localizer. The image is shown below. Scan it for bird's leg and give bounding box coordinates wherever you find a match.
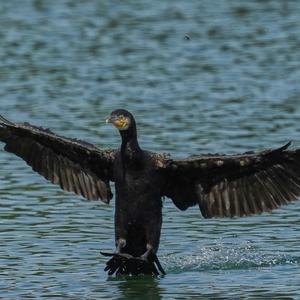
[141,213,161,261]
[140,244,154,261]
[115,238,126,254]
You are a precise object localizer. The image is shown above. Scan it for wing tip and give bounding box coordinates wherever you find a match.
[0,115,14,127]
[282,141,292,150]
[268,141,292,155]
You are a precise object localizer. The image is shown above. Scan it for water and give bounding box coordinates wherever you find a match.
[1,0,300,298]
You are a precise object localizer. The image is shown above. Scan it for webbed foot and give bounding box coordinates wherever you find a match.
[100,250,165,276]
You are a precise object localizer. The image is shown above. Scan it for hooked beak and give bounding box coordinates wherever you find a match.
[105,114,130,130]
[105,116,114,124]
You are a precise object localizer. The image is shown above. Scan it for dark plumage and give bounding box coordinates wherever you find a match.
[1,110,300,276]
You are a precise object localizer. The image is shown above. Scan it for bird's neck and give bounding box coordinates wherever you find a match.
[120,129,143,163]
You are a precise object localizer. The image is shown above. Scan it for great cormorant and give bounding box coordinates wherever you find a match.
[1,109,300,276]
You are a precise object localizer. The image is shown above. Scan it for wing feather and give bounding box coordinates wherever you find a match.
[0,116,116,203]
[164,143,300,218]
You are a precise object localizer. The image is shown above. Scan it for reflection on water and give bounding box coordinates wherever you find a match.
[109,276,163,300]
[1,0,300,298]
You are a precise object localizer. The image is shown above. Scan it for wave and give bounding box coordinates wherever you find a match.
[162,240,300,273]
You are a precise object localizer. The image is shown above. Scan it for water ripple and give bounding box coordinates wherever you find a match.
[164,241,300,273]
[1,0,300,298]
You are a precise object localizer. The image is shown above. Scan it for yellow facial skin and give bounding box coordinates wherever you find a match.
[111,115,130,130]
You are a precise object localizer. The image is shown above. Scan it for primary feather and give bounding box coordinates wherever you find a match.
[164,142,300,217]
[0,115,115,202]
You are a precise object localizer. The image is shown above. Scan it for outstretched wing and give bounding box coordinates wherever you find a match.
[0,115,116,203]
[163,142,300,218]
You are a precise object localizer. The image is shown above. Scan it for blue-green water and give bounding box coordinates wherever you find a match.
[1,0,300,298]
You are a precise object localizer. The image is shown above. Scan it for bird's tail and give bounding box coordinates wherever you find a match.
[100,251,165,276]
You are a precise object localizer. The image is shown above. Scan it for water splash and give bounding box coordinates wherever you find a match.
[163,240,300,273]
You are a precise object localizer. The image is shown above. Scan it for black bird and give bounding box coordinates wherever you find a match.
[1,109,300,276]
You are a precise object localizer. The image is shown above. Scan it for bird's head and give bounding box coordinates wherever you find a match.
[106,109,134,132]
